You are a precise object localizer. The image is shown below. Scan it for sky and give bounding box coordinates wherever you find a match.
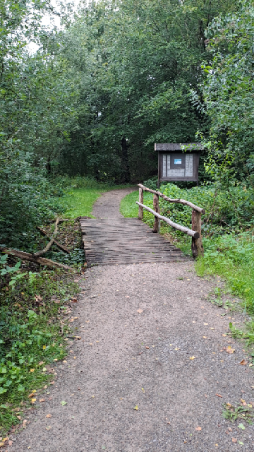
[28,0,82,53]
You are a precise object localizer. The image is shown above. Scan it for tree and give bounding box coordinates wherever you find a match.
[198,0,254,185]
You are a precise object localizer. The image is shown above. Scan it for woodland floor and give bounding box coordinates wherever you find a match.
[9,189,254,451]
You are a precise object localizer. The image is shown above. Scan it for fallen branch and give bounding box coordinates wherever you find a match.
[36,226,70,254]
[0,247,73,271]
[34,217,60,257]
[47,218,70,224]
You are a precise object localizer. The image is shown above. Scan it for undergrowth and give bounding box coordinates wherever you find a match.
[0,257,79,434]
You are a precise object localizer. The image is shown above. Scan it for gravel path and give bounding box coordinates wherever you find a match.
[9,189,254,451]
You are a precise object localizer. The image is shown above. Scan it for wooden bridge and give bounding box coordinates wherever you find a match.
[80,217,188,266]
[80,184,205,267]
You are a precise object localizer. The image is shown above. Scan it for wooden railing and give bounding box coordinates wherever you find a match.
[136,184,205,258]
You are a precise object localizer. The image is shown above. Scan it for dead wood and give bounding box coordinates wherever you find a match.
[34,217,60,257]
[0,247,73,271]
[36,226,70,254]
[47,218,70,224]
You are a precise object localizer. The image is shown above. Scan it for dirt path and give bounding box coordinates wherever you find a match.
[9,190,254,451]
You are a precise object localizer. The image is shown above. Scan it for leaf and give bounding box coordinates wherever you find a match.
[30,369,35,372]
[61,401,67,406]
[134,405,138,410]
[31,398,36,404]
[238,423,245,430]
[240,360,248,365]
[216,394,223,398]
[190,356,195,360]
[137,309,143,314]
[46,414,52,418]
[195,426,202,431]
[226,346,235,354]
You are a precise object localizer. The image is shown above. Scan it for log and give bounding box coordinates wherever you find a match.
[138,188,143,220]
[0,247,73,271]
[136,202,199,238]
[34,217,60,257]
[191,210,204,258]
[138,184,205,214]
[47,218,70,224]
[153,194,160,233]
[36,227,70,254]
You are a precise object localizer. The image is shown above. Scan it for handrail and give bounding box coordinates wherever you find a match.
[136,202,199,238]
[137,184,204,258]
[138,184,205,214]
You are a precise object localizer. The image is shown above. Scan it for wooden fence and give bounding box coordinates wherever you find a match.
[136,184,205,258]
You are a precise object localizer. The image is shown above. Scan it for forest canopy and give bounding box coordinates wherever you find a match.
[1,0,253,243]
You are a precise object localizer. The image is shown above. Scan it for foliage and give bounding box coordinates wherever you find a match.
[0,154,63,249]
[0,257,78,433]
[196,0,254,184]
[51,0,237,182]
[196,232,254,314]
[223,403,254,424]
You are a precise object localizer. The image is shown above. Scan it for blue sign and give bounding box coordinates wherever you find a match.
[174,159,182,165]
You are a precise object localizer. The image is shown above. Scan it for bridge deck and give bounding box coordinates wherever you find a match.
[80,218,189,266]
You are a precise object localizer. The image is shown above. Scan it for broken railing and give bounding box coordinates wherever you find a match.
[136,184,205,258]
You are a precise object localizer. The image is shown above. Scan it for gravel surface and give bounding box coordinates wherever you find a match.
[9,189,254,452]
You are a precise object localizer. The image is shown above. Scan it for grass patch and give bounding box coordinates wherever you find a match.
[196,232,254,315]
[60,177,134,219]
[60,188,104,219]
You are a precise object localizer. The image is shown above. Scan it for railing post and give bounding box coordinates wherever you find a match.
[191,210,204,258]
[153,194,160,233]
[138,188,143,220]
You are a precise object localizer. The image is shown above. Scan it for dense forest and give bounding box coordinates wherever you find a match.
[1,0,254,242]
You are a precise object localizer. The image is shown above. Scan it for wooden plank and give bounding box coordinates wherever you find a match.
[80,217,189,266]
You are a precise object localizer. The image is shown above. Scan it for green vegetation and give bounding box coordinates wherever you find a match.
[223,402,254,424]
[0,254,78,433]
[61,188,103,219]
[59,177,132,219]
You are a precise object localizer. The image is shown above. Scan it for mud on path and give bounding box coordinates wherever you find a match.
[9,189,254,451]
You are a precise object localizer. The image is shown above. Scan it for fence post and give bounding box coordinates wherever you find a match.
[191,210,204,258]
[138,188,143,220]
[153,194,160,233]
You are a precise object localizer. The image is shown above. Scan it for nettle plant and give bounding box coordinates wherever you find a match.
[0,255,26,290]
